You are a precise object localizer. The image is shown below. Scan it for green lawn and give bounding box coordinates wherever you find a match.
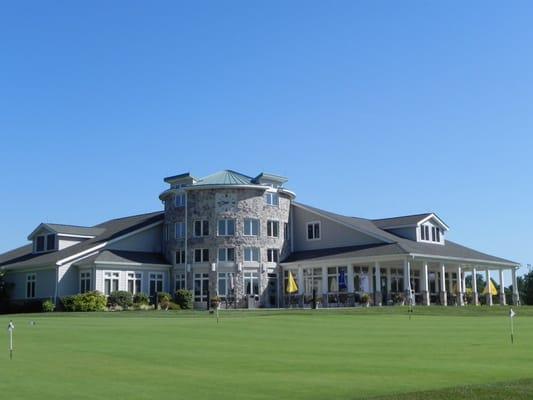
[1,307,532,400]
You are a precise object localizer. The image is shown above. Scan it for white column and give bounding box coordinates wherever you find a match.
[421,261,430,306]
[485,269,493,306]
[440,263,447,306]
[297,266,304,308]
[472,267,479,305]
[457,266,464,306]
[386,267,392,302]
[374,262,382,306]
[512,268,519,305]
[499,269,506,306]
[403,259,412,304]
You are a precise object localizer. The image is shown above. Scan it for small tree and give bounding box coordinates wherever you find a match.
[42,299,55,312]
[175,289,193,310]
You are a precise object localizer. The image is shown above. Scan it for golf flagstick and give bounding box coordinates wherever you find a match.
[509,308,516,344]
[7,320,14,360]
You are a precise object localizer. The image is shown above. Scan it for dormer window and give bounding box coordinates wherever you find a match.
[420,224,441,243]
[35,234,56,253]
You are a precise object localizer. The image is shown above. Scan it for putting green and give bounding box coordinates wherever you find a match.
[1,307,531,400]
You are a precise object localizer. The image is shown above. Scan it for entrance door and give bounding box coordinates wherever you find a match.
[267,273,278,308]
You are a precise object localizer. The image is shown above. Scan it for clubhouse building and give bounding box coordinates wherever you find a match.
[0,170,521,309]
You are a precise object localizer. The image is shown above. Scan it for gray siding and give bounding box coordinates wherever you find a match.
[387,227,417,241]
[292,205,383,252]
[6,268,56,300]
[107,225,163,253]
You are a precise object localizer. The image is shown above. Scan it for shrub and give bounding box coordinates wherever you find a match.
[108,291,133,309]
[360,293,371,305]
[175,289,193,310]
[166,301,181,310]
[210,296,221,309]
[42,299,55,312]
[61,291,107,312]
[133,292,150,305]
[157,292,171,310]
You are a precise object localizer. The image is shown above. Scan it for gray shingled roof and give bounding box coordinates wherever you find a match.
[74,250,170,267]
[291,203,519,266]
[372,214,432,229]
[42,224,105,237]
[0,211,164,270]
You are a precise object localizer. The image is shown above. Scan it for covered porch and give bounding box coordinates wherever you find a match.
[281,256,520,308]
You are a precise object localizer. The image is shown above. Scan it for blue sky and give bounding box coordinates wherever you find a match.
[1,1,532,275]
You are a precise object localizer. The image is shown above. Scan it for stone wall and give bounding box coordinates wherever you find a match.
[163,186,292,307]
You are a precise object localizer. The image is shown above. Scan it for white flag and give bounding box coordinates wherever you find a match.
[509,309,516,318]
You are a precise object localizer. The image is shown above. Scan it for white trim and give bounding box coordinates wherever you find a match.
[57,233,96,239]
[417,214,450,231]
[94,261,170,268]
[306,221,321,241]
[293,203,394,244]
[409,253,519,268]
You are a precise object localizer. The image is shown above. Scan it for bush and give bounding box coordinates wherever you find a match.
[42,299,55,312]
[133,292,150,305]
[175,289,193,310]
[157,292,171,310]
[166,301,181,310]
[210,296,221,309]
[108,291,133,309]
[61,291,107,312]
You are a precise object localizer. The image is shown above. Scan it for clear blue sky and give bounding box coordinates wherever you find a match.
[1,1,532,275]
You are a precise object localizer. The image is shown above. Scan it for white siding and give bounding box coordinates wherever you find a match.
[107,225,163,253]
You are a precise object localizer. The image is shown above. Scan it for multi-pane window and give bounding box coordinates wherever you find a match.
[175,250,186,264]
[194,273,209,302]
[104,272,120,295]
[353,266,370,292]
[194,248,210,263]
[244,271,259,295]
[218,272,234,299]
[390,268,404,292]
[265,192,279,206]
[127,272,142,294]
[175,193,186,207]
[194,220,209,237]
[420,225,426,240]
[26,273,36,298]
[218,219,235,236]
[436,227,441,242]
[149,273,164,297]
[35,234,54,252]
[243,218,260,236]
[175,273,186,291]
[431,227,436,241]
[218,247,235,262]
[244,247,260,262]
[267,248,279,263]
[46,234,56,251]
[307,222,321,240]
[327,266,348,293]
[80,271,91,293]
[267,220,279,237]
[175,222,185,239]
[303,268,322,295]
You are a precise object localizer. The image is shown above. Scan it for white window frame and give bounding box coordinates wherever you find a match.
[149,272,164,296]
[218,247,235,263]
[193,220,210,237]
[265,192,279,207]
[174,193,186,207]
[267,248,279,263]
[244,218,260,236]
[267,220,279,238]
[127,272,143,294]
[175,249,186,264]
[175,272,186,291]
[175,222,185,239]
[104,271,120,295]
[26,273,36,299]
[244,270,259,295]
[34,235,46,253]
[306,221,321,241]
[217,219,235,236]
[194,272,209,302]
[80,271,92,293]
[244,247,260,262]
[194,248,210,263]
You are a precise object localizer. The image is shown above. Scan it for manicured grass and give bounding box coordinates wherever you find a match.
[1,307,532,400]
